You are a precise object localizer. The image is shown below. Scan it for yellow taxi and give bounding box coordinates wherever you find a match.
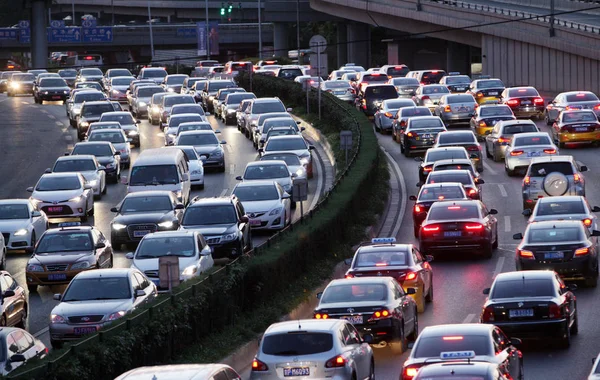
[467,77,505,105]
[469,103,516,141]
[551,108,600,147]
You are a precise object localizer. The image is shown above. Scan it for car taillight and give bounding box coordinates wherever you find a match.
[423,166,433,172]
[414,204,422,213]
[594,104,600,110]
[345,274,354,279]
[517,249,534,258]
[467,145,480,151]
[583,218,593,227]
[575,246,590,256]
[252,359,268,371]
[498,136,511,143]
[406,132,415,138]
[465,223,484,230]
[510,150,524,156]
[481,305,495,322]
[314,313,329,319]
[362,104,367,110]
[403,366,420,380]
[523,176,530,186]
[506,99,519,106]
[406,272,417,280]
[533,97,544,105]
[325,355,347,368]
[422,225,439,232]
[543,148,557,154]
[549,303,563,319]
[400,120,407,126]
[574,173,581,183]
[476,92,484,98]
[444,105,451,112]
[468,189,477,196]
[421,96,430,100]
[369,309,391,321]
[479,121,487,127]
[384,112,393,118]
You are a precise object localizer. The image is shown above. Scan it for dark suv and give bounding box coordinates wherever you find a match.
[357,84,399,116]
[77,101,121,140]
[179,196,252,259]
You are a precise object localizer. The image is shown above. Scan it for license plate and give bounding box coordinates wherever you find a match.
[52,95,61,99]
[334,91,345,95]
[48,206,63,212]
[422,134,432,139]
[250,219,261,226]
[545,251,564,259]
[341,315,364,324]
[73,327,97,335]
[522,100,532,105]
[527,151,541,157]
[133,230,150,238]
[455,87,465,91]
[509,308,534,318]
[444,231,462,237]
[458,107,467,112]
[48,273,67,281]
[284,367,310,377]
[575,127,588,132]
[488,91,498,95]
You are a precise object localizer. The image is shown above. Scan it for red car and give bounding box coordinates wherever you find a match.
[500,86,545,119]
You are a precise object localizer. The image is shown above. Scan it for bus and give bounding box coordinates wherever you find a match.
[65,54,103,67]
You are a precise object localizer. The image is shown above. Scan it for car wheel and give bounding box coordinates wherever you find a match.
[111,239,122,251]
[559,323,571,349]
[571,310,579,335]
[94,190,102,201]
[101,180,107,195]
[408,313,419,341]
[0,248,5,270]
[413,225,419,238]
[492,148,501,163]
[81,204,89,222]
[291,201,297,210]
[389,324,406,354]
[403,142,411,158]
[483,241,493,259]
[492,233,499,249]
[505,165,515,177]
[27,232,36,254]
[27,284,38,293]
[425,281,434,302]
[400,141,405,153]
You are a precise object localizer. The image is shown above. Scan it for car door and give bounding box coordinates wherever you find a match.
[393,281,415,332]
[480,203,497,242]
[5,332,22,371]
[16,331,37,361]
[2,274,24,326]
[412,248,431,295]
[0,275,17,325]
[134,272,155,304]
[343,323,369,379]
[493,327,520,379]
[235,202,250,245]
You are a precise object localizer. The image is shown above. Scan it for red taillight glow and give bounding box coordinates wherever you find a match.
[448,206,461,210]
[465,223,484,230]
[481,305,495,322]
[422,225,440,232]
[406,132,415,138]
[314,313,329,319]
[576,93,586,97]
[404,367,419,380]
[370,309,391,321]
[467,145,480,151]
[385,112,393,118]
[479,121,487,127]
[549,303,563,319]
[444,105,451,112]
[523,176,530,185]
[468,189,477,196]
[594,104,600,110]
[252,359,268,371]
[575,247,590,256]
[543,148,557,154]
[421,96,430,100]
[507,99,519,106]
[406,272,417,280]
[533,97,544,104]
[518,249,534,258]
[375,263,388,267]
[574,173,581,183]
[345,274,354,279]
[325,355,347,368]
[443,336,464,341]
[510,150,524,156]
[84,56,94,60]
[583,218,593,227]
[498,137,511,143]
[414,205,422,213]
[423,166,433,172]
[476,92,484,98]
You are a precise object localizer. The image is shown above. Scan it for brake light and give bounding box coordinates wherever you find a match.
[400,120,407,127]
[421,96,430,100]
[444,105,451,112]
[422,225,439,232]
[325,355,347,368]
[314,313,329,319]
[549,303,563,319]
[423,166,433,172]
[479,121,487,127]
[345,274,354,279]
[252,359,268,371]
[431,70,439,73]
[576,93,586,97]
[523,176,530,185]
[395,66,403,69]
[465,223,483,230]
[476,92,484,98]
[467,145,480,151]
[443,336,464,341]
[468,189,477,196]
[448,206,461,210]
[507,99,519,106]
[498,137,511,143]
[583,218,593,227]
[406,132,415,138]
[510,150,524,156]
[385,112,393,118]
[594,104,600,110]
[369,309,391,321]
[406,272,417,280]
[362,104,367,110]
[84,56,94,60]
[575,247,590,256]
[371,73,381,76]
[403,366,419,380]
[518,249,534,258]
[414,204,422,213]
[481,305,495,322]
[533,97,544,104]
[543,148,557,154]
[574,173,581,183]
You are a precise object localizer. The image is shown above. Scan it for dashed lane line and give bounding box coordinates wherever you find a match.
[504,215,511,232]
[462,314,476,323]
[492,256,506,279]
[33,327,49,338]
[48,114,56,120]
[483,160,498,175]
[498,184,507,197]
[220,188,229,197]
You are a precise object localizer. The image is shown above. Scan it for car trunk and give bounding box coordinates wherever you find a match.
[522,242,583,262]
[486,296,558,322]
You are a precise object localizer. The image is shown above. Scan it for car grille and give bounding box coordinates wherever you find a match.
[127,224,158,240]
[144,270,159,277]
[205,236,221,244]
[68,315,104,324]
[247,212,266,218]
[46,264,68,271]
[1,233,9,244]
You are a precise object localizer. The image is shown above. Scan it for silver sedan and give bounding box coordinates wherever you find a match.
[524,195,600,233]
[504,132,558,175]
[434,93,478,126]
[484,119,540,162]
[412,85,451,111]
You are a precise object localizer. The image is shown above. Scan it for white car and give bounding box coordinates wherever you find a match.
[176,121,215,137]
[126,230,214,286]
[260,135,316,179]
[232,180,291,230]
[0,199,48,252]
[86,129,132,168]
[260,152,307,179]
[26,173,95,222]
[165,145,205,189]
[47,155,107,198]
[236,160,295,200]
[588,353,600,380]
[164,113,205,146]
[504,132,558,176]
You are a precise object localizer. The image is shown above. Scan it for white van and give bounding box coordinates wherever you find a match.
[126,148,191,205]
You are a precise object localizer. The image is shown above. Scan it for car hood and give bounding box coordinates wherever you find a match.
[120,124,138,132]
[0,219,30,233]
[241,199,282,213]
[30,251,93,265]
[137,96,151,103]
[111,85,129,92]
[114,211,174,225]
[32,189,83,202]
[40,87,70,91]
[111,142,130,151]
[96,156,117,166]
[180,223,235,235]
[77,171,100,181]
[193,145,221,155]
[264,149,309,158]
[52,299,133,317]
[133,255,198,274]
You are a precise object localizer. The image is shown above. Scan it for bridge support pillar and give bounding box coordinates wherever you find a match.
[31,0,48,69]
[387,42,399,65]
[273,23,289,57]
[336,23,347,68]
[347,22,370,68]
[446,41,469,74]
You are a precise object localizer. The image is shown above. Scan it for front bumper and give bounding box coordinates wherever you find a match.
[2,230,33,250]
[201,157,225,168]
[38,201,88,218]
[490,319,567,339]
[558,131,600,143]
[111,223,177,244]
[249,212,286,230]
[190,171,204,185]
[38,94,68,101]
[518,255,597,280]
[26,268,88,286]
[50,321,111,342]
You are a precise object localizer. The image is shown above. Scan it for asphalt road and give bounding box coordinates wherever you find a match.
[372,98,600,379]
[0,93,330,349]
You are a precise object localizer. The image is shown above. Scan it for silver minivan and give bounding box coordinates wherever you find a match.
[126,148,191,205]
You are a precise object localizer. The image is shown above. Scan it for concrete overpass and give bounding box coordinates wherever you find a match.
[311,0,600,93]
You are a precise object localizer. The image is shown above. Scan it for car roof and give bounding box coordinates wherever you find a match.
[421,182,465,189]
[74,141,112,147]
[116,364,232,380]
[429,199,480,208]
[82,101,113,106]
[124,190,175,198]
[190,196,234,206]
[494,270,555,282]
[421,323,493,337]
[252,97,282,103]
[172,103,203,108]
[267,135,303,142]
[0,199,30,206]
[409,116,441,122]
[40,172,80,179]
[101,111,131,116]
[56,155,96,162]
[89,128,124,134]
[527,220,584,229]
[142,230,197,239]
[264,116,295,122]
[44,225,93,234]
[265,319,343,335]
[170,113,203,119]
[74,268,133,279]
[529,155,573,163]
[246,160,287,167]
[235,180,278,188]
[178,130,216,136]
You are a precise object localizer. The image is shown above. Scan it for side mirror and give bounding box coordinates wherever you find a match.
[53,293,62,301]
[125,252,134,259]
[110,207,119,213]
[406,288,416,295]
[475,178,485,185]
[344,258,352,265]
[240,215,249,223]
[592,206,600,212]
[9,354,26,363]
[257,148,264,154]
[513,233,523,240]
[235,175,243,181]
[470,153,478,159]
[31,211,42,217]
[291,173,298,178]
[483,288,490,295]
[362,334,374,344]
[135,120,141,124]
[592,230,600,237]
[26,187,34,193]
[296,120,302,125]
[2,290,15,298]
[316,292,323,299]
[580,165,588,172]
[84,184,93,190]
[425,255,433,262]
[300,127,306,132]
[64,152,70,156]
[215,129,221,134]
[510,338,522,346]
[416,182,422,187]
[521,209,533,217]
[175,203,185,210]
[114,152,120,156]
[286,107,293,112]
[309,145,316,150]
[488,209,498,215]
[414,157,424,162]
[95,242,106,249]
[135,289,146,298]
[409,195,417,201]
[568,284,578,291]
[44,168,52,174]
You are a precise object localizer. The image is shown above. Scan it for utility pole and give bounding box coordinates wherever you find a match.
[147,1,155,60]
[549,0,555,37]
[205,0,210,59]
[258,0,263,59]
[296,0,300,55]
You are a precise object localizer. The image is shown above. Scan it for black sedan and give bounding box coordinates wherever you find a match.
[34,78,71,104]
[110,191,184,249]
[513,220,600,287]
[400,116,447,157]
[481,270,578,348]
[419,200,498,258]
[314,277,418,354]
[409,182,468,237]
[416,147,473,183]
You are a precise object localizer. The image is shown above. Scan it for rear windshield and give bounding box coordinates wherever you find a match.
[513,135,551,146]
[355,251,407,267]
[262,333,333,356]
[480,106,513,117]
[527,226,582,243]
[435,165,474,176]
[278,69,303,79]
[72,144,112,156]
[81,69,102,76]
[362,74,387,82]
[324,81,350,89]
[426,150,468,162]
[75,92,105,103]
[491,279,555,299]
[427,204,479,220]
[537,200,585,216]
[411,119,444,129]
[508,88,539,97]
[321,283,388,303]
[178,133,219,146]
[164,96,194,107]
[447,95,475,103]
[502,123,538,135]
[421,71,445,83]
[385,100,414,109]
[562,112,597,123]
[138,87,164,97]
[265,138,306,151]
[232,63,252,71]
[253,102,286,114]
[365,86,397,98]
[422,86,450,95]
[418,186,465,201]
[109,69,132,77]
[401,107,431,117]
[437,133,475,144]
[166,76,187,85]
[386,66,410,76]
[142,69,167,78]
[565,93,598,102]
[82,104,115,117]
[226,93,256,103]
[392,78,419,86]
[413,336,491,358]
[208,81,235,91]
[528,162,574,176]
[478,79,504,89]
[261,154,301,166]
[445,76,471,84]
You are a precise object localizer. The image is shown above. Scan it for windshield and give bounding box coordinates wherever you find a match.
[81,69,102,76]
[138,87,164,97]
[172,105,205,115]
[438,133,475,144]
[75,93,105,103]
[427,172,472,186]
[89,131,125,143]
[509,88,539,97]
[265,138,306,151]
[129,165,179,186]
[278,69,303,79]
[178,133,218,145]
[13,74,34,82]
[365,86,398,98]
[109,69,132,77]
[120,196,173,213]
[169,115,203,128]
[261,154,301,166]
[413,336,491,358]
[422,86,450,95]
[491,278,555,299]
[529,162,574,176]
[447,95,475,103]
[386,66,409,76]
[218,90,239,100]
[62,277,131,301]
[36,176,81,191]
[566,93,598,102]
[481,106,513,117]
[527,226,582,243]
[178,123,212,133]
[562,112,597,123]
[165,96,194,107]
[426,150,468,162]
[537,200,585,216]
[36,232,91,253]
[54,159,96,172]
[478,79,504,89]
[226,93,256,103]
[112,77,133,86]
[136,236,195,258]
[253,102,286,114]
[182,205,237,225]
[385,100,414,109]
[419,186,465,201]
[321,283,388,303]
[100,113,135,124]
[262,333,333,356]
[411,119,444,129]
[445,76,471,84]
[208,81,235,91]
[244,165,289,179]
[40,78,67,87]
[355,250,407,266]
[392,78,419,86]
[82,104,115,117]
[166,76,187,85]
[73,144,112,157]
[428,204,479,220]
[324,81,350,89]
[76,83,102,91]
[0,204,29,219]
[234,185,279,201]
[362,74,387,82]
[513,135,551,146]
[142,69,168,78]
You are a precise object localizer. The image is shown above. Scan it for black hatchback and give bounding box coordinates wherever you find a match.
[357,84,399,116]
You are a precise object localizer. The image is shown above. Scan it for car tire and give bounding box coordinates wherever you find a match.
[101,181,107,195]
[389,324,406,354]
[291,201,297,210]
[111,238,122,251]
[403,142,410,158]
[27,284,38,293]
[400,141,405,153]
[81,204,89,222]
[492,234,499,249]
[408,313,419,341]
[368,360,375,380]
[483,241,493,259]
[559,324,571,349]
[94,191,102,201]
[585,276,598,288]
[485,144,492,158]
[413,225,419,238]
[0,248,5,270]
[426,281,434,302]
[571,310,579,335]
[27,232,36,254]
[505,165,515,177]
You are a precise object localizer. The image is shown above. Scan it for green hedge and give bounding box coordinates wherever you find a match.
[7,75,383,380]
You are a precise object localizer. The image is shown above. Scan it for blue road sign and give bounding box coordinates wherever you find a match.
[19,28,30,43]
[0,28,18,40]
[47,27,81,43]
[81,19,97,28]
[82,27,113,43]
[18,20,29,29]
[177,28,196,38]
[50,20,65,28]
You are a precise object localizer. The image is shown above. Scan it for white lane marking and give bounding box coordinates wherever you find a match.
[21,101,28,105]
[61,126,68,133]
[229,164,235,174]
[40,109,48,114]
[225,143,233,153]
[55,121,63,126]
[220,188,229,197]
[382,150,407,239]
[462,314,476,323]
[308,149,325,212]
[498,184,507,197]
[483,160,498,175]
[504,216,511,232]
[67,144,73,150]
[33,327,49,338]
[492,256,506,279]
[64,135,73,141]
[48,114,56,120]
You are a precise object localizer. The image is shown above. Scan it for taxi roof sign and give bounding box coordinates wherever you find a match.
[371,237,396,244]
[440,351,476,360]
[58,222,81,227]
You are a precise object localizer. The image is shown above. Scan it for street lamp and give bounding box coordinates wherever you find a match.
[147,1,155,59]
[258,0,262,59]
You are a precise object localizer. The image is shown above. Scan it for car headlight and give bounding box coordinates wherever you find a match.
[138,101,147,107]
[14,229,28,236]
[296,168,306,177]
[212,149,223,158]
[63,90,69,94]
[51,314,67,324]
[128,130,139,136]
[80,121,89,127]
[191,170,201,175]
[43,91,48,95]
[112,223,127,230]
[168,133,176,138]
[71,261,92,270]
[167,88,174,92]
[26,264,44,272]
[80,77,87,82]
[29,199,41,209]
[88,180,98,186]
[182,265,198,276]
[222,232,237,242]
[300,156,310,165]
[152,105,160,112]
[69,196,82,202]
[10,82,19,89]
[158,221,174,229]
[269,207,282,216]
[107,311,126,321]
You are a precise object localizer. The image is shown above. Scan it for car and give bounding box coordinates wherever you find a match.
[264,126,298,143]
[469,104,516,141]
[401,323,523,380]
[6,73,34,96]
[260,135,315,179]
[341,72,360,88]
[26,223,113,292]
[412,85,451,111]
[32,72,60,93]
[545,91,600,125]
[550,109,600,148]
[409,182,468,237]
[200,79,236,112]
[49,268,156,348]
[162,74,188,93]
[504,132,558,176]
[522,155,587,210]
[434,94,478,126]
[148,92,169,125]
[355,72,389,93]
[26,69,47,79]
[380,64,410,78]
[69,141,121,183]
[237,98,254,130]
[164,113,205,146]
[164,145,205,189]
[513,220,600,287]
[73,81,103,92]
[98,111,141,147]
[220,92,256,125]
[416,146,472,183]
[254,115,300,149]
[179,196,252,259]
[77,101,122,141]
[47,155,107,198]
[116,364,242,380]
[431,158,480,179]
[433,130,483,172]
[589,354,600,380]
[412,354,514,380]
[0,270,26,327]
[0,327,48,375]
[242,97,288,138]
[232,180,292,230]
[388,77,420,98]
[107,76,135,103]
[374,98,416,134]
[174,130,226,172]
[176,121,214,137]
[58,69,77,87]
[84,121,123,139]
[481,270,578,348]
[26,173,95,222]
[180,77,207,95]
[321,80,355,103]
[344,237,433,312]
[500,86,545,119]
[356,84,398,116]
[260,152,307,179]
[419,200,498,258]
[250,319,374,380]
[212,87,246,119]
[406,70,447,85]
[237,160,295,199]
[67,90,107,127]
[103,68,133,89]
[76,68,103,83]
[138,67,168,85]
[126,80,156,108]
[399,116,447,157]
[391,106,432,142]
[423,169,484,200]
[33,77,70,103]
[159,94,196,127]
[170,103,208,122]
[466,77,505,105]
[340,63,366,72]
[328,69,355,81]
[523,196,600,232]
[0,71,16,93]
[85,128,132,169]
[274,65,304,80]
[484,119,539,162]
[438,73,472,93]
[0,199,48,253]
[314,277,418,354]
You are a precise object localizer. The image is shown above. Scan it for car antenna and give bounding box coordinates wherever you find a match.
[298,320,301,330]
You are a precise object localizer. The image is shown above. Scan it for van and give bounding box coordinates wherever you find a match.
[127,148,191,205]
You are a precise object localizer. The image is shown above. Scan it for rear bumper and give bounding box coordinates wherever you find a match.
[512,106,544,118]
[518,256,597,280]
[440,113,474,123]
[405,138,436,152]
[420,237,491,254]
[489,319,567,339]
[558,131,600,143]
[354,318,396,342]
